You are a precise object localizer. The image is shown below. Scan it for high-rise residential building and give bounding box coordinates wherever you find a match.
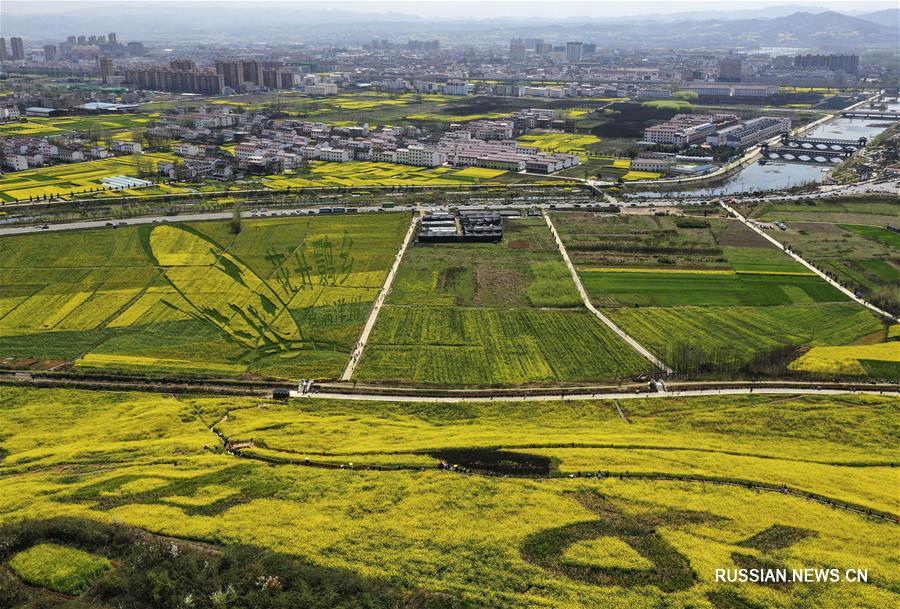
[718,56,742,82]
[793,54,859,75]
[241,60,264,86]
[10,37,25,61]
[278,71,294,89]
[170,59,196,71]
[126,41,146,56]
[124,67,224,95]
[535,42,553,55]
[262,69,286,89]
[77,36,86,44]
[215,60,243,88]
[217,59,291,90]
[98,57,114,84]
[509,39,526,63]
[43,45,57,62]
[0,38,7,61]
[108,32,117,44]
[566,41,583,62]
[67,35,77,45]
[88,35,97,44]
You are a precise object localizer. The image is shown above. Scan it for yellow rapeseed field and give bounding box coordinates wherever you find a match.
[789,342,900,377]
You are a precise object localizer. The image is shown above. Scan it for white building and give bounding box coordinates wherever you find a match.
[643,113,726,147]
[4,155,28,171]
[631,153,675,173]
[38,142,59,157]
[112,140,143,154]
[56,148,84,162]
[442,81,474,96]
[440,139,579,174]
[0,106,20,120]
[305,83,338,96]
[732,85,778,97]
[173,142,201,157]
[319,147,352,162]
[706,117,791,149]
[681,84,732,97]
[394,145,447,167]
[637,89,672,99]
[466,120,514,141]
[414,81,440,94]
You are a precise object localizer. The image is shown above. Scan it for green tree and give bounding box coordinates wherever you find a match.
[229,205,243,234]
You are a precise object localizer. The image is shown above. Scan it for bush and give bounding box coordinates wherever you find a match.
[229,205,243,234]
[674,217,710,229]
[870,284,900,316]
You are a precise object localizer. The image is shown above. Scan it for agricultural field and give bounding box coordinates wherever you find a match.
[207,91,456,119]
[0,213,410,379]
[517,132,601,159]
[741,196,900,226]
[788,342,900,379]
[204,92,526,126]
[641,99,695,111]
[0,113,158,138]
[621,170,664,181]
[608,303,882,375]
[8,543,111,596]
[562,155,639,181]
[355,218,651,384]
[1,386,897,608]
[739,197,900,314]
[263,160,510,189]
[551,211,887,375]
[404,111,512,122]
[0,153,176,202]
[581,270,847,307]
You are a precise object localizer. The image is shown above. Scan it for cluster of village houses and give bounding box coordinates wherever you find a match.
[1,104,582,179]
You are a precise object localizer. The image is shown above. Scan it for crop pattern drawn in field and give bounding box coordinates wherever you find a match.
[1,386,897,609]
[0,213,410,378]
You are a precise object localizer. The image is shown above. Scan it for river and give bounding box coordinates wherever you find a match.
[632,99,899,198]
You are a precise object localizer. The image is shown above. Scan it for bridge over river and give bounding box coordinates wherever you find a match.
[763,148,848,163]
[779,135,866,152]
[840,110,900,120]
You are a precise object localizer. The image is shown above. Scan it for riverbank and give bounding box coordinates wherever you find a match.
[623,93,882,194]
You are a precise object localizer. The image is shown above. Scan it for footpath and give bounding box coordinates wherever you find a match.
[341,213,419,380]
[543,212,673,374]
[721,202,898,323]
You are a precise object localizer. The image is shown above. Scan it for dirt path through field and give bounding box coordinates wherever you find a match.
[341,213,418,381]
[543,212,673,374]
[720,202,899,323]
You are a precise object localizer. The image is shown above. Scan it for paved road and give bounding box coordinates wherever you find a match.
[1,175,896,237]
[722,201,899,323]
[341,214,418,381]
[544,212,674,373]
[301,386,897,403]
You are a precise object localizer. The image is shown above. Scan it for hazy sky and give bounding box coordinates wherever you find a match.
[6,0,898,19]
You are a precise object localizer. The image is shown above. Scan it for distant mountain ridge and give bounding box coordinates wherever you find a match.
[1,4,897,49]
[853,8,900,25]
